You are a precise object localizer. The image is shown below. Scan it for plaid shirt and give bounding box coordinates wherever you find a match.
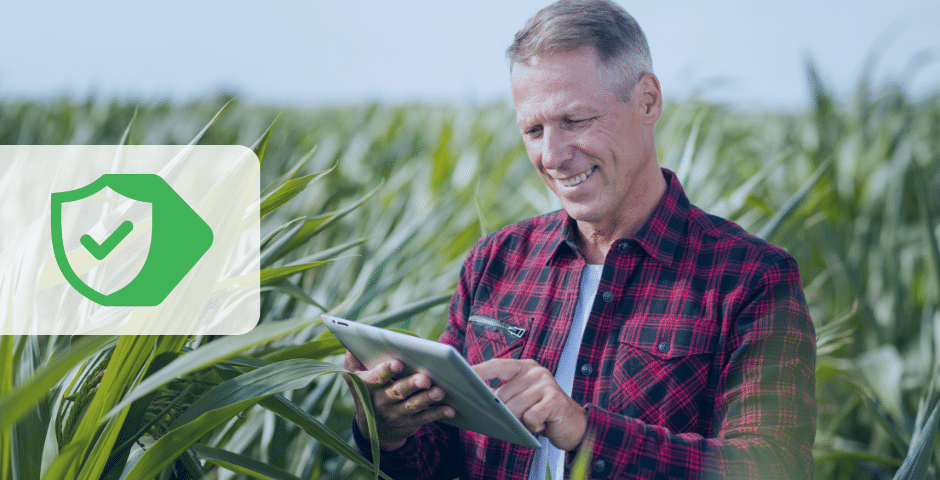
[355,168,816,479]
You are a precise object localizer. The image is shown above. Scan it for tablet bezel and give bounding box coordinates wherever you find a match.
[324,315,540,449]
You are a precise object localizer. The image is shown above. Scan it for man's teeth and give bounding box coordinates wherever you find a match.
[559,168,593,187]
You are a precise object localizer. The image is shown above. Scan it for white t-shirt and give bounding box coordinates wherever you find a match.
[528,264,603,480]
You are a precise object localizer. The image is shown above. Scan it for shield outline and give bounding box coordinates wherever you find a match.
[51,173,213,307]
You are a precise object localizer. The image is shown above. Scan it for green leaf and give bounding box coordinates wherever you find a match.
[259,151,326,198]
[102,317,316,424]
[287,237,370,268]
[813,446,903,467]
[259,283,328,311]
[346,373,382,480]
[915,164,940,315]
[0,335,117,433]
[116,448,144,480]
[256,393,393,480]
[126,359,348,479]
[43,335,157,480]
[892,400,940,480]
[117,107,138,147]
[260,332,345,363]
[260,172,320,219]
[709,148,791,216]
[251,112,282,164]
[260,259,339,284]
[431,122,453,193]
[570,431,595,480]
[260,217,307,268]
[473,181,490,237]
[100,350,188,480]
[206,360,389,478]
[675,111,703,187]
[757,157,832,240]
[127,396,259,480]
[263,229,365,272]
[357,294,452,328]
[189,99,235,146]
[77,410,133,480]
[1,335,13,480]
[279,183,382,258]
[11,389,50,480]
[169,359,339,429]
[191,443,301,480]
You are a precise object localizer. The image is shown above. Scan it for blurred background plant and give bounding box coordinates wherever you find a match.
[1,58,938,479]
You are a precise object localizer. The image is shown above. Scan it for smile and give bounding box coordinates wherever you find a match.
[558,167,596,187]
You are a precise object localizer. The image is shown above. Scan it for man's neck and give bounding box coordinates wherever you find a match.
[574,171,667,265]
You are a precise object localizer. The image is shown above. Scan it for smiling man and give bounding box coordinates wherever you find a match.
[345,1,816,478]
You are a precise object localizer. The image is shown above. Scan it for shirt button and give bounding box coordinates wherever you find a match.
[602,291,613,302]
[592,459,607,473]
[658,341,670,353]
[618,241,629,252]
[580,363,593,375]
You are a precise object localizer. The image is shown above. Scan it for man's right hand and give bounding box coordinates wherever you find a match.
[343,351,456,451]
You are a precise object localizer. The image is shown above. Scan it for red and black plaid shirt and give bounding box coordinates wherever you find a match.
[356,168,816,479]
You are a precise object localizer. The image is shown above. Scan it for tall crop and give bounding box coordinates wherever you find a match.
[1,63,938,478]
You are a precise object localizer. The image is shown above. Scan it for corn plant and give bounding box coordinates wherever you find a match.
[0,102,452,480]
[1,56,939,478]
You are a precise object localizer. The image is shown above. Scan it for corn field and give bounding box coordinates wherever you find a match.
[1,64,939,479]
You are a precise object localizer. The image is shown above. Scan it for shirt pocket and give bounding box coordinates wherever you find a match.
[463,311,529,387]
[608,319,718,434]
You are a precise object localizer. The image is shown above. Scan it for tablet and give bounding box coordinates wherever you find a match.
[324,315,540,449]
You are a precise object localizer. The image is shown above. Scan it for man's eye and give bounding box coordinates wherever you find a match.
[565,118,591,127]
[525,126,543,137]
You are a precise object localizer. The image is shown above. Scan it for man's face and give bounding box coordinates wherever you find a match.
[511,46,659,230]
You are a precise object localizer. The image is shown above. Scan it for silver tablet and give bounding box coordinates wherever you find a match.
[324,315,540,449]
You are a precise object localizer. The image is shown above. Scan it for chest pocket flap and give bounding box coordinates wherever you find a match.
[617,317,718,359]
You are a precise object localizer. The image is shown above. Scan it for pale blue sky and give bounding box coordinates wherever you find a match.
[2,1,938,109]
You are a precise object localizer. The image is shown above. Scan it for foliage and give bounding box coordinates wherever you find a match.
[1,60,939,479]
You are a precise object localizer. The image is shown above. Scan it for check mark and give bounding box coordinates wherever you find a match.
[80,221,134,260]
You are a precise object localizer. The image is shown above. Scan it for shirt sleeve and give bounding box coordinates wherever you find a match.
[571,254,817,479]
[351,417,461,480]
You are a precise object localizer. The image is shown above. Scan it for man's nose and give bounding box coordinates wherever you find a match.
[540,128,572,170]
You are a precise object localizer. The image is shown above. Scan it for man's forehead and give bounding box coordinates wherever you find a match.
[514,99,597,125]
[510,48,615,123]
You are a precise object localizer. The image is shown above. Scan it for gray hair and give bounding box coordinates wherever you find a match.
[506,0,653,101]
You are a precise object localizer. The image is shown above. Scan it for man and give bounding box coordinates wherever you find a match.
[345,0,817,478]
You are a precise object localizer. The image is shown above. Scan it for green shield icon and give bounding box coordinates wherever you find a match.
[51,174,213,307]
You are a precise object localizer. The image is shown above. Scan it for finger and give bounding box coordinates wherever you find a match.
[344,351,365,371]
[411,404,457,425]
[357,359,404,387]
[389,399,456,427]
[383,372,433,402]
[395,386,446,414]
[494,364,553,404]
[472,358,537,383]
[500,384,545,424]
[519,396,553,435]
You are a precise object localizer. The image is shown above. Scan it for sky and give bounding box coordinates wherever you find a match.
[2,0,938,110]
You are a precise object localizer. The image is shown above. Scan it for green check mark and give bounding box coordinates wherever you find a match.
[80,220,134,260]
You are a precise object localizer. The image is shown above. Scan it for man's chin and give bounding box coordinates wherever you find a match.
[560,204,604,224]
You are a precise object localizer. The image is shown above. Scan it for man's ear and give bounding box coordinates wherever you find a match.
[634,73,662,124]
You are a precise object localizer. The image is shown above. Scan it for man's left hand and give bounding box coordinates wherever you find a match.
[473,358,588,451]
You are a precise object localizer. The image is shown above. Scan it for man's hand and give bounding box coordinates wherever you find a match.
[343,351,456,451]
[473,358,588,451]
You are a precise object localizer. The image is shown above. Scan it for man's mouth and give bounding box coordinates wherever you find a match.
[558,167,596,187]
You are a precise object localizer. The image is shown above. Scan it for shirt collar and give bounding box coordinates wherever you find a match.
[547,168,690,267]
